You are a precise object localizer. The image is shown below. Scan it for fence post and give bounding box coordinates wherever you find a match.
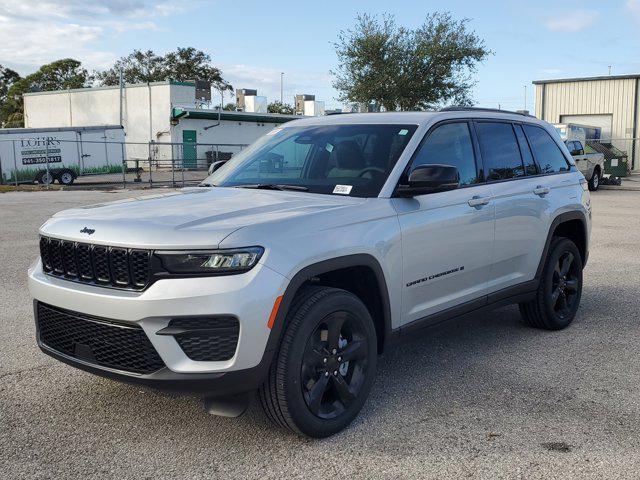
[148,141,153,186]
[12,140,18,187]
[45,139,50,189]
[181,143,185,187]
[121,141,126,189]
[171,144,176,188]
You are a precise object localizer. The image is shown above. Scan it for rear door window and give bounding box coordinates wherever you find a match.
[523,125,570,174]
[475,122,526,181]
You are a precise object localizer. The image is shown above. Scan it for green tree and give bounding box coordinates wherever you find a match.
[1,59,90,127]
[222,102,236,111]
[267,100,294,114]
[96,48,231,91]
[0,65,20,106]
[332,13,491,111]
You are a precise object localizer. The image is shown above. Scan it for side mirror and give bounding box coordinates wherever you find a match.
[396,164,460,197]
[208,160,228,175]
[570,149,582,156]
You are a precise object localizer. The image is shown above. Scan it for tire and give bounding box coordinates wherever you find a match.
[35,170,54,185]
[56,169,76,186]
[588,169,600,191]
[259,286,377,438]
[519,237,583,330]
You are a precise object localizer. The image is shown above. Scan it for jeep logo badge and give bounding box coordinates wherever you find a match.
[80,227,95,235]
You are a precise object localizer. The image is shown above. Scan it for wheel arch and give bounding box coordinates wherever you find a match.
[536,211,589,278]
[266,254,393,355]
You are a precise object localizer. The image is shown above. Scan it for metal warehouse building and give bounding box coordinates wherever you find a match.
[533,74,640,170]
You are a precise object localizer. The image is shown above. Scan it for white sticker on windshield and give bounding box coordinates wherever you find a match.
[398,129,409,136]
[333,184,353,195]
[325,143,334,153]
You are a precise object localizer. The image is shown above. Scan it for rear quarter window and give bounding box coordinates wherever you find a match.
[523,125,570,174]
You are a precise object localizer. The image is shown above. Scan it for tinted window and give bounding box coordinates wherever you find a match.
[513,124,537,175]
[574,141,584,153]
[523,125,570,174]
[206,124,418,197]
[410,122,478,186]
[476,122,525,181]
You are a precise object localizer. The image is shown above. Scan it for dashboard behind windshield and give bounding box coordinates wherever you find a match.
[203,124,418,197]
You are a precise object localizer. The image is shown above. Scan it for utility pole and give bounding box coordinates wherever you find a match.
[280,72,284,104]
[524,85,527,111]
[608,65,612,76]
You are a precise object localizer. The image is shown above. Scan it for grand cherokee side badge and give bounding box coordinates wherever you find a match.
[80,227,95,235]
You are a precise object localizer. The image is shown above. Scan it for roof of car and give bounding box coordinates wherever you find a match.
[284,110,544,128]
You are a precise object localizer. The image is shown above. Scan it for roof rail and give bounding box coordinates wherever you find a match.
[439,106,535,117]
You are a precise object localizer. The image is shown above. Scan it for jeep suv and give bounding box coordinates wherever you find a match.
[29,109,591,437]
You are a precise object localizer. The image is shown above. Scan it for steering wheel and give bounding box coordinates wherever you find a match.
[358,167,386,178]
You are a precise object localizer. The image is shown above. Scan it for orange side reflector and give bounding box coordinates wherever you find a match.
[267,295,283,329]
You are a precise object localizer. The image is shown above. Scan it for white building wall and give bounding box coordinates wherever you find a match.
[23,81,196,162]
[170,117,283,168]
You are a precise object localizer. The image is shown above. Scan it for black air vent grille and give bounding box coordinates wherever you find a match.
[36,302,165,374]
[40,236,151,290]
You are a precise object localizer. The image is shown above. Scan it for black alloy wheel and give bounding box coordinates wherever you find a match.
[259,286,377,438]
[550,251,581,320]
[301,311,369,419]
[519,237,583,330]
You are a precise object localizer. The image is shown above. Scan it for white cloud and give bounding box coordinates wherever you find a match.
[545,9,599,32]
[0,0,185,73]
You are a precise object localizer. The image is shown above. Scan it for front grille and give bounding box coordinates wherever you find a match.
[36,302,165,374]
[169,317,239,361]
[39,236,151,290]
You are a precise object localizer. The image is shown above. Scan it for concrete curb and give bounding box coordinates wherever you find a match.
[599,184,640,192]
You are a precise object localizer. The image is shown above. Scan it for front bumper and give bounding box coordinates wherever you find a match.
[29,259,288,395]
[38,337,274,396]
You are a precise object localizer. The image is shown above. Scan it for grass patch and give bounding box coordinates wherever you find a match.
[0,184,62,193]
[2,163,125,183]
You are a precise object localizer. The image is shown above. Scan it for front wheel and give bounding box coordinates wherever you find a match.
[259,286,377,437]
[519,237,583,330]
[35,170,55,185]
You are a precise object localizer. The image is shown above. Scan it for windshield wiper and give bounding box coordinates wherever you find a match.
[234,183,309,192]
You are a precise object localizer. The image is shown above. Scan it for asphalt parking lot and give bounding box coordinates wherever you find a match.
[2,188,640,479]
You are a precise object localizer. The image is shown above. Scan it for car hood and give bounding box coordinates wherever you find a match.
[40,187,365,249]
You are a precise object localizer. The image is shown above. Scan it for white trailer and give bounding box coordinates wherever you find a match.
[0,125,124,185]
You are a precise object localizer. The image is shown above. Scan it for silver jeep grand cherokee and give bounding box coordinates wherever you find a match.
[29,108,591,437]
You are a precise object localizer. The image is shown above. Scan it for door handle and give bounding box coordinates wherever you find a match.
[468,196,490,208]
[533,185,550,196]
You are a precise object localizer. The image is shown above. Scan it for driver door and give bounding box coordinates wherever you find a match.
[392,121,495,327]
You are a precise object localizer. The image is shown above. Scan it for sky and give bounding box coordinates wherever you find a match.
[1,0,640,113]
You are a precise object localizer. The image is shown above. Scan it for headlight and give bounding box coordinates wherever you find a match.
[156,247,264,274]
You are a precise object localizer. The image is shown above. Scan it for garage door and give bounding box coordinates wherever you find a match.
[560,114,613,141]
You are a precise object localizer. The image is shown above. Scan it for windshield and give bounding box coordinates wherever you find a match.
[202,124,418,197]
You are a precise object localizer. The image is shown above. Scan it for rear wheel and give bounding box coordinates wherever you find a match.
[259,286,377,438]
[519,237,583,330]
[588,169,600,191]
[57,169,76,186]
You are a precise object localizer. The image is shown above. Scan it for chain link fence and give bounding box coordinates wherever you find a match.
[0,138,248,189]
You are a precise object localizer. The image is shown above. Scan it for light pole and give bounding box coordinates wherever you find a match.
[280,72,284,104]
